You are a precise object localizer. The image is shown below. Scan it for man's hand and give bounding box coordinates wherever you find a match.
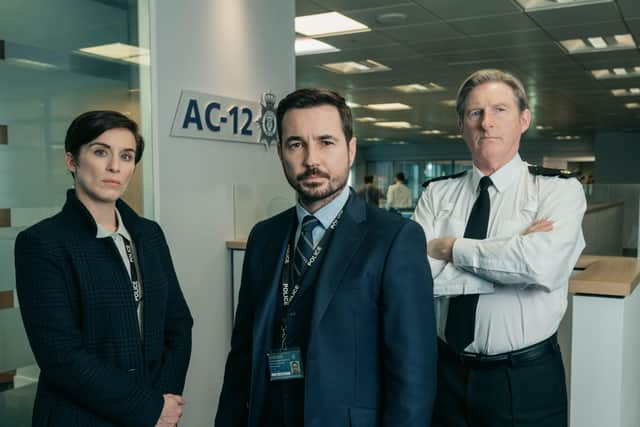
[427,237,456,261]
[522,219,554,235]
[156,394,185,427]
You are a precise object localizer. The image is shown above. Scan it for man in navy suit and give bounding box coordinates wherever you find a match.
[215,88,437,427]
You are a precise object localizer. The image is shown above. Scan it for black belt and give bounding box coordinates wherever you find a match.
[438,334,559,367]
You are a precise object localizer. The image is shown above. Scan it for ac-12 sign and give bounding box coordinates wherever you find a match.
[170,90,278,148]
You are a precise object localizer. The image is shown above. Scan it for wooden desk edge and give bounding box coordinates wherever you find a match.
[225,241,640,297]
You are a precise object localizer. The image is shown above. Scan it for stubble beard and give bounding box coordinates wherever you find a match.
[285,166,348,210]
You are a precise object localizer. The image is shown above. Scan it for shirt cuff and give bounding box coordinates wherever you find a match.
[452,237,475,268]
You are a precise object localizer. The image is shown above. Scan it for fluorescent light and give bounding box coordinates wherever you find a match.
[364,137,382,141]
[295,38,340,56]
[319,59,390,74]
[295,12,370,38]
[392,82,445,93]
[446,134,462,139]
[591,67,640,79]
[625,102,640,109]
[420,130,443,135]
[374,121,418,129]
[79,42,149,64]
[561,34,636,54]
[535,125,553,130]
[612,89,640,96]
[515,0,613,11]
[6,58,58,70]
[365,102,411,111]
[355,117,381,122]
[346,101,361,108]
[441,99,457,107]
[554,135,580,140]
[587,37,607,49]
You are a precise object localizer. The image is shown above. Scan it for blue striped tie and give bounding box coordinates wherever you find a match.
[293,215,320,284]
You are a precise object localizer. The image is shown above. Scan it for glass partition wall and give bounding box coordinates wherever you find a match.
[0,1,151,424]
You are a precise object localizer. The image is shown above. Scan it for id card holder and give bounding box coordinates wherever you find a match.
[266,347,304,381]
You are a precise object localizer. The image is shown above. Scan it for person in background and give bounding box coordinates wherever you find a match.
[215,88,436,427]
[386,172,413,210]
[357,174,385,207]
[413,69,586,427]
[15,110,193,427]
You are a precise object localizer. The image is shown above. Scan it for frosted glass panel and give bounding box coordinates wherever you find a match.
[0,308,34,373]
[0,3,151,424]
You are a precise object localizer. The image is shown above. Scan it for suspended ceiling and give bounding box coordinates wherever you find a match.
[295,0,640,145]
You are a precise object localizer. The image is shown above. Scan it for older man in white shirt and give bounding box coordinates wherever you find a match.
[413,69,585,427]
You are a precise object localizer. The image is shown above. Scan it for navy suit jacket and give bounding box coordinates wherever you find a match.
[216,192,437,427]
[15,190,193,427]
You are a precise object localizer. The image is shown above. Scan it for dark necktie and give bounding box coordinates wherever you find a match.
[293,215,319,284]
[445,176,492,352]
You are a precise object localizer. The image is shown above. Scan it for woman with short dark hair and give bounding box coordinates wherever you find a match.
[15,110,193,427]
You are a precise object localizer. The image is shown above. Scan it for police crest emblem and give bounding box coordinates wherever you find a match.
[258,92,278,148]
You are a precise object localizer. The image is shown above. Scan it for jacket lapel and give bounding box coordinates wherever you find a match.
[309,193,367,334]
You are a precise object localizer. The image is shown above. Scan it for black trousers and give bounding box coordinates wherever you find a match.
[432,338,568,427]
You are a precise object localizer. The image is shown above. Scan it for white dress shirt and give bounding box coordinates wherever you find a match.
[96,208,143,334]
[413,154,586,354]
[386,182,412,209]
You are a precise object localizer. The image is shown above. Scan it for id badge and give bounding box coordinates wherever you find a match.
[266,347,304,381]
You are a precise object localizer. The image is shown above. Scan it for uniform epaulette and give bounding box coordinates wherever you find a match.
[528,165,576,179]
[422,171,467,188]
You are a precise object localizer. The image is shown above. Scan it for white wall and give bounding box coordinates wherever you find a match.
[149,1,295,425]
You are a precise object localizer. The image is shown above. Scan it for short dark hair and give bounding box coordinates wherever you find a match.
[276,88,353,143]
[364,175,374,184]
[65,110,145,164]
[396,172,406,182]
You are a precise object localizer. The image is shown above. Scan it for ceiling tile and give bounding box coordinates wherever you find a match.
[543,20,629,41]
[526,2,620,28]
[295,0,328,15]
[470,28,551,48]
[345,4,440,29]
[618,0,640,19]
[413,0,520,21]
[449,13,538,36]
[319,31,397,49]
[378,21,465,43]
[312,0,413,12]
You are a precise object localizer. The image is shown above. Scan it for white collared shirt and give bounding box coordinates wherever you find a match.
[96,208,143,334]
[386,182,412,209]
[413,154,586,354]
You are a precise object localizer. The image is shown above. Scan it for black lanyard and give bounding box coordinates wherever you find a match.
[279,208,344,348]
[121,236,142,306]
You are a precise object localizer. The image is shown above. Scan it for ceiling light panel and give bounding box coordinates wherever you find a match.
[295,12,370,38]
[374,121,418,129]
[420,130,443,134]
[365,103,412,111]
[355,117,381,122]
[319,59,390,74]
[625,102,640,109]
[392,82,445,93]
[79,42,149,64]
[560,34,636,54]
[295,38,340,56]
[515,0,613,11]
[591,67,640,79]
[611,89,640,97]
